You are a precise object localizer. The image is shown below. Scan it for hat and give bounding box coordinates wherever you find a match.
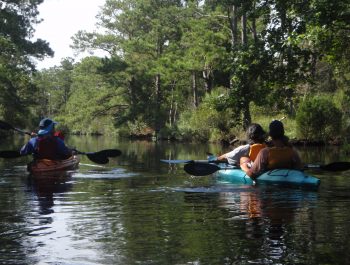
[269,120,285,139]
[38,118,57,136]
[247,123,266,141]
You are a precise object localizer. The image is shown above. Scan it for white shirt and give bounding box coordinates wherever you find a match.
[224,144,250,166]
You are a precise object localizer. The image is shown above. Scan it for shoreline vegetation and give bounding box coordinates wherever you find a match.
[1,1,349,151]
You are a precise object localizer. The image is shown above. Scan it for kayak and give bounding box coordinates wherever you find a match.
[216,164,321,188]
[28,155,80,174]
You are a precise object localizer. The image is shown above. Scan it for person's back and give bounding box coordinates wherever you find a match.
[241,120,302,179]
[20,118,72,160]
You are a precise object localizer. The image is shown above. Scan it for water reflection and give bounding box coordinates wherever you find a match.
[27,171,74,215]
[1,137,350,265]
[218,185,318,264]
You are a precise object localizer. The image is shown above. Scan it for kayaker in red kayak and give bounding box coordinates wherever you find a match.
[240,120,303,179]
[20,118,73,160]
[217,123,267,166]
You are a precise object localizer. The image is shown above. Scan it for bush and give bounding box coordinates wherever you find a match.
[296,97,342,141]
[176,87,238,142]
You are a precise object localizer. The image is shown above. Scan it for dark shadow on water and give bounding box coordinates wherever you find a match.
[26,171,74,215]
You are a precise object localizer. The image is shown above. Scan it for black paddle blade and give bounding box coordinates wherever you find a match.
[184,163,220,176]
[0,120,14,130]
[320,162,350,171]
[97,149,122,157]
[86,153,109,164]
[0,150,22,158]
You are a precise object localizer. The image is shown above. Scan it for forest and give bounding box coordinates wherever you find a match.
[0,0,349,144]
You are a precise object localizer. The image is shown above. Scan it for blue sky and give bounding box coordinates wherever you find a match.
[33,0,106,69]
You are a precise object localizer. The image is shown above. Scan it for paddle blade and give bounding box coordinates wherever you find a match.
[97,149,122,157]
[0,120,14,130]
[0,150,22,158]
[160,159,193,164]
[86,153,109,164]
[184,163,220,176]
[320,162,350,171]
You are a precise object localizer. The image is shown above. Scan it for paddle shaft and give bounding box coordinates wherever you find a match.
[0,120,122,164]
[180,160,350,176]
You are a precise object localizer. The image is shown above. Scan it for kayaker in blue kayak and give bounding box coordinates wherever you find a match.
[240,120,303,179]
[217,123,267,166]
[20,118,73,160]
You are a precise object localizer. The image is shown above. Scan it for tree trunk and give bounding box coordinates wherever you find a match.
[228,5,238,47]
[155,73,161,137]
[251,1,258,43]
[241,12,251,128]
[241,13,247,46]
[192,71,198,108]
[202,69,213,93]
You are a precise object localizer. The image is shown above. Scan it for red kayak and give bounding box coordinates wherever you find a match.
[28,155,80,174]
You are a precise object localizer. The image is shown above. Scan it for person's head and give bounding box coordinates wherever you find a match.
[38,118,57,136]
[247,123,266,143]
[268,120,285,140]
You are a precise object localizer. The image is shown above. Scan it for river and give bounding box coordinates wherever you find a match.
[0,135,350,265]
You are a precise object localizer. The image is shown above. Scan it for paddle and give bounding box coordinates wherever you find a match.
[182,161,350,176]
[0,150,21,159]
[184,162,221,176]
[0,120,122,164]
[305,162,350,171]
[0,149,122,164]
[0,120,31,135]
[160,159,210,164]
[73,149,122,164]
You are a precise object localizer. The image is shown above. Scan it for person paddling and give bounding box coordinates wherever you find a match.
[240,120,303,180]
[20,118,73,160]
[217,123,267,167]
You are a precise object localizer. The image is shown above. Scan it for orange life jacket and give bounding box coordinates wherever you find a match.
[248,143,266,161]
[267,147,294,169]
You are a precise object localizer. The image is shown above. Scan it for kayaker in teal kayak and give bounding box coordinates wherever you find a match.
[20,118,73,160]
[217,123,267,166]
[240,120,303,180]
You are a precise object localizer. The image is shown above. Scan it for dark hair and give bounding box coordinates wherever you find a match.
[268,120,285,139]
[247,123,266,143]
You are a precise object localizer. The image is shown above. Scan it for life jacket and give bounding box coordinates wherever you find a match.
[248,143,267,161]
[267,147,294,169]
[35,136,59,160]
[54,131,65,140]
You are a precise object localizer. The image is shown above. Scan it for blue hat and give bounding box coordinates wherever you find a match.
[38,118,57,136]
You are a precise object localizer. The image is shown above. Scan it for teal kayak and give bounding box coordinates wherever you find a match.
[216,164,320,188]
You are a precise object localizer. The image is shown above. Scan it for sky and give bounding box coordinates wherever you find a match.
[33,0,106,69]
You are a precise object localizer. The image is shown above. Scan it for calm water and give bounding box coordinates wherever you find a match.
[1,136,350,265]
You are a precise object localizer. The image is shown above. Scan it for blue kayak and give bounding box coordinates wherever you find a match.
[216,164,320,188]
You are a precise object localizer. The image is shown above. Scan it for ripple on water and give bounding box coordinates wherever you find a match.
[73,167,139,179]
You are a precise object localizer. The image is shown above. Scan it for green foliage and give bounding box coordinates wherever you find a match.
[296,97,342,141]
[2,0,350,143]
[177,89,233,142]
[0,0,53,126]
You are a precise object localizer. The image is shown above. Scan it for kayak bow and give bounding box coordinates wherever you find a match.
[28,155,80,174]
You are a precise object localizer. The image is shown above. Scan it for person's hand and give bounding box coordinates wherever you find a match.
[30,132,37,138]
[217,154,226,160]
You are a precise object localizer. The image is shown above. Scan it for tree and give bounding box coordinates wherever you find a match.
[0,0,53,124]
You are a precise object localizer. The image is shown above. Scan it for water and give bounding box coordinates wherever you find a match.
[1,136,350,265]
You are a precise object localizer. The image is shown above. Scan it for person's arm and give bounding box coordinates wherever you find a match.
[244,148,269,179]
[218,144,250,165]
[240,157,251,173]
[292,148,303,170]
[20,138,36,155]
[56,138,72,157]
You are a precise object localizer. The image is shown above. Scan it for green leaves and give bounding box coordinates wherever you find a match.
[296,97,342,141]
